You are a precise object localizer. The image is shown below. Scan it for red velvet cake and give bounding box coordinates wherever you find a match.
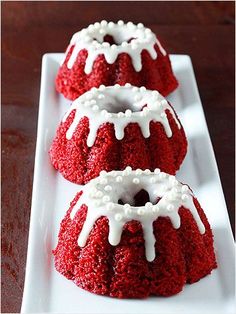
[56,20,178,100]
[53,168,217,298]
[49,85,187,184]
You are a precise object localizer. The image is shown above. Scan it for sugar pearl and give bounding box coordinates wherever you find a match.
[107,202,115,210]
[133,178,140,184]
[116,176,123,183]
[104,185,112,192]
[103,195,110,203]
[115,213,123,221]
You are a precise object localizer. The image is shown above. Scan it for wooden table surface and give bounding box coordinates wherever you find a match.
[2,1,235,312]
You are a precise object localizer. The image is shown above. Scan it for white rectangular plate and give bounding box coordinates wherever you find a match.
[21,54,235,314]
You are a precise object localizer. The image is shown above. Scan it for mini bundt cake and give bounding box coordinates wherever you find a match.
[49,85,187,184]
[53,168,217,298]
[56,20,178,100]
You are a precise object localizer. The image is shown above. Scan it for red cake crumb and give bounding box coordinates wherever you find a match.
[53,193,217,298]
[56,43,178,100]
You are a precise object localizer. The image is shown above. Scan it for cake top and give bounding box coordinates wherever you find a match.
[70,168,205,262]
[63,84,181,147]
[64,20,167,74]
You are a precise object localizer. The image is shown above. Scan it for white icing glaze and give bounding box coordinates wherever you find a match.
[64,20,167,74]
[63,85,181,147]
[70,168,205,262]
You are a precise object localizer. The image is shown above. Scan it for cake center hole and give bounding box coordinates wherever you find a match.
[96,91,146,113]
[118,189,159,207]
[93,31,137,45]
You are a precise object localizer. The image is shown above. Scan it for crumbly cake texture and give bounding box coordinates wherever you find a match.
[53,169,217,298]
[49,85,187,184]
[56,20,178,100]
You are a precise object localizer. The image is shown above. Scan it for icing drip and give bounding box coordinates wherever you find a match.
[70,168,206,262]
[64,20,167,74]
[63,84,181,147]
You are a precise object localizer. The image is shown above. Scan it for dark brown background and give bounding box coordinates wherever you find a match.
[1,1,235,313]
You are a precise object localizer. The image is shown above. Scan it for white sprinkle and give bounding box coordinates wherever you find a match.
[99,85,106,91]
[143,107,149,114]
[150,177,157,184]
[99,29,105,35]
[80,29,87,36]
[84,101,91,107]
[100,170,107,176]
[117,112,124,118]
[98,94,105,99]
[132,86,139,92]
[135,169,142,175]
[172,187,178,194]
[137,23,144,28]
[107,202,115,210]
[85,93,93,100]
[138,208,145,215]
[125,83,132,87]
[152,205,160,213]
[154,168,160,174]
[181,185,189,193]
[144,169,151,174]
[106,112,112,118]
[160,112,166,118]
[125,166,132,172]
[102,42,110,47]
[145,202,153,209]
[111,44,117,50]
[121,42,128,47]
[90,99,96,105]
[96,191,103,198]
[88,24,94,31]
[116,176,123,183]
[94,22,100,28]
[131,43,138,50]
[115,213,123,221]
[101,20,108,26]
[104,185,112,192]
[125,109,132,117]
[134,94,142,101]
[181,194,189,201]
[108,22,115,28]
[92,105,99,111]
[127,21,134,28]
[152,90,159,99]
[140,86,146,92]
[133,178,140,184]
[101,109,108,116]
[114,84,120,88]
[124,205,132,215]
[94,200,101,206]
[118,20,124,26]
[172,179,179,187]
[167,204,174,212]
[99,178,108,185]
[124,203,131,210]
[103,195,110,203]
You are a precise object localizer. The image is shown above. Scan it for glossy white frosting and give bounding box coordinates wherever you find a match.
[63,84,181,147]
[70,168,205,262]
[64,20,167,74]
